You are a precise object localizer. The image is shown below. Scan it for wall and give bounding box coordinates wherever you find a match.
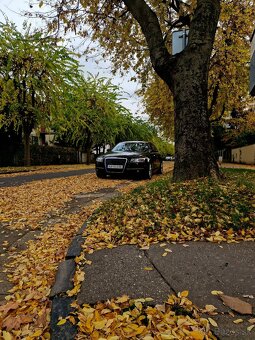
[231,144,255,164]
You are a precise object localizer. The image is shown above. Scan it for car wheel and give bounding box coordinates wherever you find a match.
[145,163,152,179]
[158,161,163,174]
[96,169,106,178]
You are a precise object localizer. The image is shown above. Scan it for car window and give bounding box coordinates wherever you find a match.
[112,142,150,152]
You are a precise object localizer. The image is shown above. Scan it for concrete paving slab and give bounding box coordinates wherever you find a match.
[12,230,42,251]
[77,245,174,305]
[146,242,255,311]
[146,242,255,339]
[212,314,255,340]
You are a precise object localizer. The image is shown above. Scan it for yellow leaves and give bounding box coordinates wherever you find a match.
[0,301,19,315]
[1,164,254,340]
[247,325,255,332]
[82,306,95,314]
[0,172,142,338]
[107,244,116,249]
[166,233,179,241]
[67,284,81,297]
[203,305,217,314]
[211,290,224,296]
[75,294,216,339]
[57,318,67,326]
[179,290,189,298]
[233,319,244,324]
[2,331,12,340]
[123,323,146,337]
[208,318,218,327]
[93,319,107,330]
[116,295,129,303]
[189,330,206,339]
[164,248,172,253]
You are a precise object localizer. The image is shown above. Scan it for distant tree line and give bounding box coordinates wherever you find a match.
[0,19,173,166]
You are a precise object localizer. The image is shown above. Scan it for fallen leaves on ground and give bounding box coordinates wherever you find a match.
[73,169,254,338]
[82,172,255,252]
[0,173,126,230]
[0,205,100,338]
[0,172,133,338]
[75,292,217,340]
[0,166,254,338]
[0,167,171,337]
[220,295,253,315]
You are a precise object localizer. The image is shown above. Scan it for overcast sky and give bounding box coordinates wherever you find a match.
[0,0,144,116]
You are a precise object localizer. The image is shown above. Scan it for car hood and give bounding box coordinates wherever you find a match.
[103,151,147,158]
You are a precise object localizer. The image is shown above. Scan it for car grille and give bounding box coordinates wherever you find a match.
[105,157,127,173]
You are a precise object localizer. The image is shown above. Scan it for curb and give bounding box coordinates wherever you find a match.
[49,191,121,338]
[50,221,88,339]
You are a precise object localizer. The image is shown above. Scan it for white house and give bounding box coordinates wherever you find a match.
[231,144,255,164]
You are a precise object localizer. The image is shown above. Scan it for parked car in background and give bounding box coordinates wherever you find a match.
[165,155,175,161]
[95,141,163,179]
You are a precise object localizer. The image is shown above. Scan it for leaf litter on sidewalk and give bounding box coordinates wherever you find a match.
[71,169,254,338]
[0,167,254,338]
[0,173,132,338]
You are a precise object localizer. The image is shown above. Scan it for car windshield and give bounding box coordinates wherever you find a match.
[112,142,150,153]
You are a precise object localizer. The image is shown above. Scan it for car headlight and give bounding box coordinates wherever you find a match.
[130,157,149,163]
[96,156,104,162]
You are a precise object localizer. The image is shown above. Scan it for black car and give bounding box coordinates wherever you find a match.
[95,141,163,179]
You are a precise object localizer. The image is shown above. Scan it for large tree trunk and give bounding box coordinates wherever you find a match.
[22,120,33,166]
[171,52,219,181]
[23,128,31,166]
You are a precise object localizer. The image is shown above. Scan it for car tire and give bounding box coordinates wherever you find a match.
[145,163,152,179]
[158,161,163,174]
[96,169,106,178]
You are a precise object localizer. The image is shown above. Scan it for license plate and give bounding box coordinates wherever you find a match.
[107,164,123,169]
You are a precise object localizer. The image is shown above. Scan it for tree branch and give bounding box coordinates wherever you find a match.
[122,0,173,81]
[187,0,220,54]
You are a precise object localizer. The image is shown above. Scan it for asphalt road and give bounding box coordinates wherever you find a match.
[0,168,95,187]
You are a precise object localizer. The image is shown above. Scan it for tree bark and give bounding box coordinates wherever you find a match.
[23,128,31,166]
[124,0,221,181]
[171,54,219,180]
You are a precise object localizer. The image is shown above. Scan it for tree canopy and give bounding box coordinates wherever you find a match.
[0,19,81,165]
[138,1,255,140]
[55,74,173,161]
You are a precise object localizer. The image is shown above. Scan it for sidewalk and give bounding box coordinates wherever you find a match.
[51,237,255,339]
